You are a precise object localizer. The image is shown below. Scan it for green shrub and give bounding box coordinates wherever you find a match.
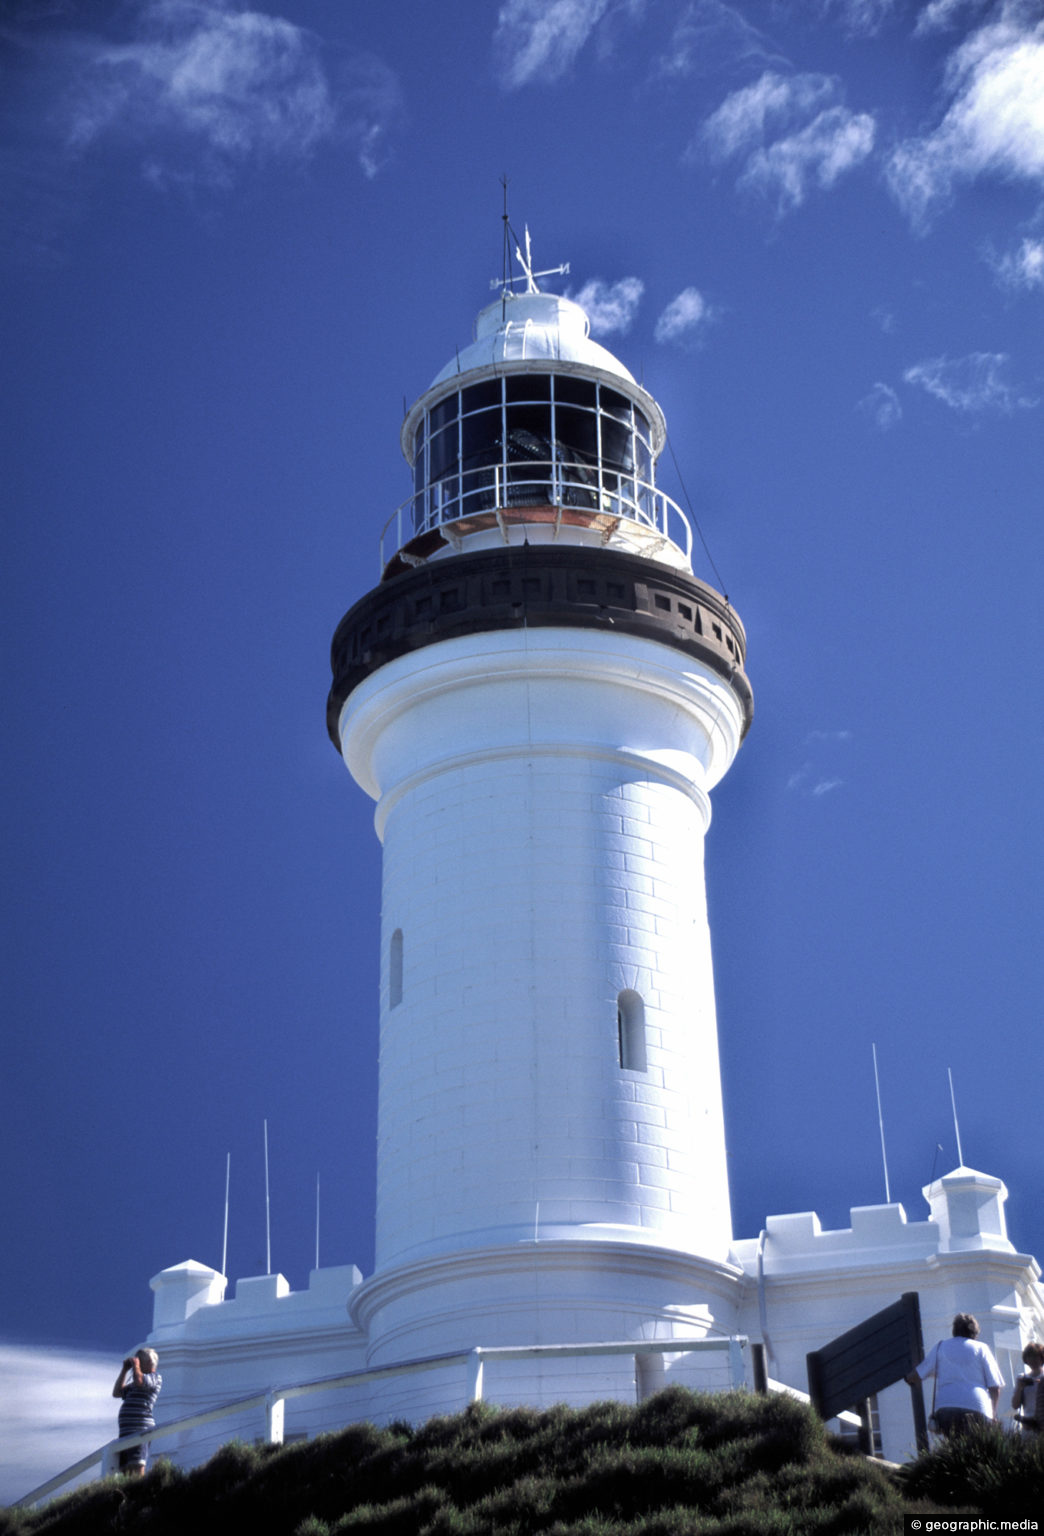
[13,1387,1026,1536]
[898,1421,1044,1518]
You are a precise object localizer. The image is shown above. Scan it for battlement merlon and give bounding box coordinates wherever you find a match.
[730,1167,1035,1278]
[149,1261,364,1337]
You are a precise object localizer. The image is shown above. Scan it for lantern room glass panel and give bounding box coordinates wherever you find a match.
[409,373,659,534]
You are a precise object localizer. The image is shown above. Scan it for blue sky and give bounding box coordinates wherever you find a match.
[2,0,1042,1498]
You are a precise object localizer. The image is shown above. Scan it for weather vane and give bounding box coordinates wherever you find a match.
[491,179,569,296]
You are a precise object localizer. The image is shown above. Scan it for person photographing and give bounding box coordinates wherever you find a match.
[112,1348,161,1474]
[1012,1341,1044,1435]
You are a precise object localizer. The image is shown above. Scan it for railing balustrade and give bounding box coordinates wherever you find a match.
[379,464,692,575]
[16,1334,747,1508]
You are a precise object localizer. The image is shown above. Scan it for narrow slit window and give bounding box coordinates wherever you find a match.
[617,990,647,1072]
[390,929,403,1009]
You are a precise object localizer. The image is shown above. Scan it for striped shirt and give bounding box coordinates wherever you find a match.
[119,1372,162,1437]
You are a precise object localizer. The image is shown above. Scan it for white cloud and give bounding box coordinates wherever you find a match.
[493,0,615,88]
[61,0,402,185]
[655,1,787,80]
[698,71,875,213]
[817,0,898,36]
[700,71,835,160]
[903,351,1036,411]
[888,7,1044,229]
[0,1343,117,1505]
[858,381,903,428]
[654,286,714,343]
[740,105,876,212]
[915,0,992,35]
[786,763,845,796]
[569,275,644,334]
[991,234,1044,289]
[787,732,851,796]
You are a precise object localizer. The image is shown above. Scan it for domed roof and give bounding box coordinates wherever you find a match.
[429,291,636,389]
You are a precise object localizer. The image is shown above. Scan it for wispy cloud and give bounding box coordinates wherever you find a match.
[699,71,834,160]
[740,107,876,213]
[858,381,903,429]
[0,1343,117,1505]
[654,1,787,81]
[493,0,644,88]
[53,0,402,187]
[569,275,644,334]
[787,730,852,797]
[888,5,1044,230]
[914,0,993,36]
[989,234,1044,290]
[787,764,845,796]
[696,71,876,214]
[816,0,899,36]
[903,351,1037,412]
[654,286,716,343]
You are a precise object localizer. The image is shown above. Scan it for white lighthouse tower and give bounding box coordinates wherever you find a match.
[327,241,754,1414]
[33,241,1043,1492]
[124,242,1044,1476]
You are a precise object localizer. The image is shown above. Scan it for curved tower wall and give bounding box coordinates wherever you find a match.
[340,626,744,1274]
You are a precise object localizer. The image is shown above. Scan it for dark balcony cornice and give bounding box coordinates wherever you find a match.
[328,545,752,748]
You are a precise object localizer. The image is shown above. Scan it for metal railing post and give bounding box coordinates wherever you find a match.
[265,1392,285,1445]
[465,1349,485,1404]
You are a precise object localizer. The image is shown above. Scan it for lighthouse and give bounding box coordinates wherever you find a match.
[96,241,1044,1473]
[326,239,754,1412]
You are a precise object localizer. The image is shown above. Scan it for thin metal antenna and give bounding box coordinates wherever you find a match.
[872,1043,891,1203]
[314,1171,320,1272]
[947,1068,965,1167]
[500,175,510,320]
[263,1119,272,1275]
[927,1142,945,1197]
[221,1152,230,1278]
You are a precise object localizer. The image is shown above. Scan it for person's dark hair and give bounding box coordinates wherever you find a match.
[1022,1341,1044,1367]
[952,1313,980,1339]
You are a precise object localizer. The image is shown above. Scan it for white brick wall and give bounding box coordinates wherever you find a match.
[339,631,744,1283]
[337,629,747,1363]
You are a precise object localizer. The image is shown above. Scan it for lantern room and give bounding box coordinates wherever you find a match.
[381,290,694,578]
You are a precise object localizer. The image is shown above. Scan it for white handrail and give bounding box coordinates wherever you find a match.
[16,1334,747,1508]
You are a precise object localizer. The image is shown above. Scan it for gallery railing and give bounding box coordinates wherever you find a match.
[379,461,693,573]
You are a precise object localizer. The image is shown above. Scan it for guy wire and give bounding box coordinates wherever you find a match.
[665,433,729,602]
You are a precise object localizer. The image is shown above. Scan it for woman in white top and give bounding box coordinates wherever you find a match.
[906,1313,1003,1439]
